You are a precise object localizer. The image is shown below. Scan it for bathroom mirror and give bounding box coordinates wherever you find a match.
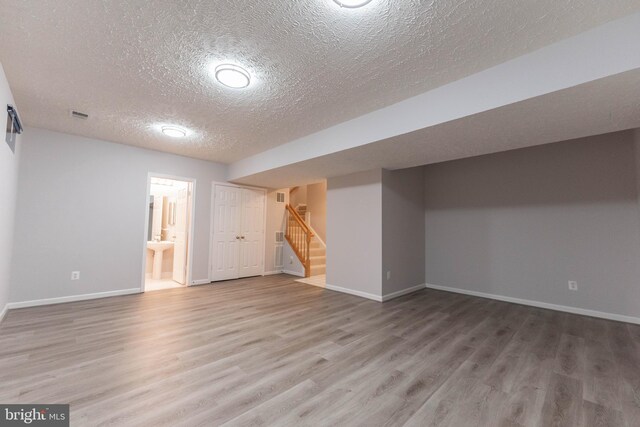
[147,197,154,241]
[168,200,177,226]
[149,195,164,241]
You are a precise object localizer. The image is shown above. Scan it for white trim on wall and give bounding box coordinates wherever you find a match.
[313,280,640,324]
[6,288,140,310]
[325,283,383,302]
[319,283,424,303]
[264,270,284,276]
[425,283,640,325]
[283,269,305,278]
[191,279,211,286]
[381,284,426,302]
[0,304,8,324]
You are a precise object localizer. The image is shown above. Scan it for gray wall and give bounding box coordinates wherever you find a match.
[326,168,426,299]
[424,131,640,318]
[382,168,425,295]
[635,129,640,236]
[11,128,229,302]
[327,169,382,297]
[289,185,307,209]
[0,63,21,314]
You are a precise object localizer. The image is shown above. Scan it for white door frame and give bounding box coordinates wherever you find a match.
[209,181,267,282]
[141,172,197,292]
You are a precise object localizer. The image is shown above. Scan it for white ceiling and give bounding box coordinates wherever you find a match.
[2,0,639,164]
[228,11,640,187]
[232,69,640,188]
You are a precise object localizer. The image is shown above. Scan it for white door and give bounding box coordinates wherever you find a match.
[239,188,265,278]
[172,187,190,285]
[211,185,265,281]
[211,185,243,281]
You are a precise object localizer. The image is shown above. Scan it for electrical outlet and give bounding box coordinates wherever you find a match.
[386,271,391,280]
[71,271,80,281]
[568,280,578,291]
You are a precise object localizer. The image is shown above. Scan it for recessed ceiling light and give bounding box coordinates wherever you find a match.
[214,64,251,89]
[333,0,373,8]
[161,125,187,138]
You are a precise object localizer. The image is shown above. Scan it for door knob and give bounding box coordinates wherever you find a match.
[241,236,245,239]
[236,236,240,239]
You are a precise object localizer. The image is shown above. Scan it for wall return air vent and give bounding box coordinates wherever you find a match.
[5,104,23,154]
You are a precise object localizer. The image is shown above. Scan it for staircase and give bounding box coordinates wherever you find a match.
[285,204,325,278]
[296,204,307,218]
[309,237,326,276]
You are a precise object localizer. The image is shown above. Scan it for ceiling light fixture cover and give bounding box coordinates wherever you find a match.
[161,125,187,138]
[333,0,373,8]
[214,64,251,89]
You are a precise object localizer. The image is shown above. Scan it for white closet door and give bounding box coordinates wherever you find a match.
[211,185,243,281]
[238,188,265,278]
[172,187,189,285]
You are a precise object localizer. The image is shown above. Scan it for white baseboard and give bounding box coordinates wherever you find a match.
[0,303,8,325]
[319,280,640,324]
[321,283,425,303]
[325,283,382,302]
[425,283,640,325]
[282,269,305,278]
[191,279,211,286]
[6,288,141,310]
[263,270,283,276]
[381,283,426,302]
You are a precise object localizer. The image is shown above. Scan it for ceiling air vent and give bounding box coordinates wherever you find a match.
[276,192,285,203]
[70,110,89,119]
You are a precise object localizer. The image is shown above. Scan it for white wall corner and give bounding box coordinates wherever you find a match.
[263,270,284,276]
[324,283,383,302]
[0,304,8,325]
[381,283,427,302]
[282,269,305,278]
[323,282,426,303]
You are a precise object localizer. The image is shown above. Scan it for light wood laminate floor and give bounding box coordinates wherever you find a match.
[1,275,639,426]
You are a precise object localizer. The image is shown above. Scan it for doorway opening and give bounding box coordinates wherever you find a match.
[144,175,195,292]
[287,181,327,287]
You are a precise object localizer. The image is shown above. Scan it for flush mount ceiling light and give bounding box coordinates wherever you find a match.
[161,125,187,138]
[214,64,251,89]
[333,0,373,8]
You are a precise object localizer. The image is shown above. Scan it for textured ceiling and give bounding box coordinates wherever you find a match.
[1,0,639,163]
[232,69,640,188]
